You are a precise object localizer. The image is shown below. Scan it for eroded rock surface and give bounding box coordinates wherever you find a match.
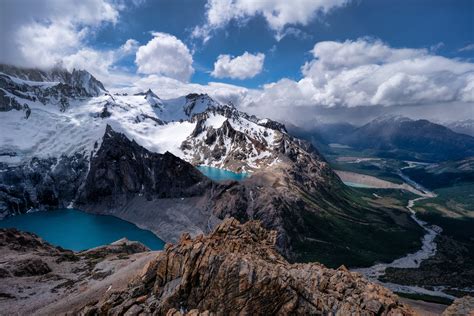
[0,228,156,315]
[81,218,414,315]
[442,296,474,316]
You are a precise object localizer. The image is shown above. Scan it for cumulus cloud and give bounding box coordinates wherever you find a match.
[0,0,120,68]
[211,52,265,79]
[243,39,474,111]
[61,40,141,89]
[234,39,474,124]
[135,32,194,82]
[192,0,351,42]
[113,38,473,126]
[112,74,250,107]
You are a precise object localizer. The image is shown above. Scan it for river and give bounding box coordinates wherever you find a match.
[353,166,458,299]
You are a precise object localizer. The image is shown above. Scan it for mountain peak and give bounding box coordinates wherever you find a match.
[0,64,106,98]
[371,114,411,124]
[183,93,218,116]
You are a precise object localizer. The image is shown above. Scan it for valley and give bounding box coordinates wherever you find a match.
[1,0,473,313]
[310,143,474,302]
[0,65,425,270]
[0,64,472,314]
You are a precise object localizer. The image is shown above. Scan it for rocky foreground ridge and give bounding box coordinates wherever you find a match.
[80,218,413,315]
[0,228,156,315]
[1,221,471,315]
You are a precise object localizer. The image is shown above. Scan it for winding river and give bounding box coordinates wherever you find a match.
[352,166,458,299]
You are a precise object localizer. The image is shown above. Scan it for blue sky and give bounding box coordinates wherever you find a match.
[88,0,474,88]
[1,0,473,124]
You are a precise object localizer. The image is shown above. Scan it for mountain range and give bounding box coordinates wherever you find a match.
[292,115,474,162]
[0,64,423,268]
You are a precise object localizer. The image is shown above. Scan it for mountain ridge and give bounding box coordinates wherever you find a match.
[0,65,424,268]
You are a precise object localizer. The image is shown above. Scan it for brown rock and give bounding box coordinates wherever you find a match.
[443,296,474,316]
[82,218,414,315]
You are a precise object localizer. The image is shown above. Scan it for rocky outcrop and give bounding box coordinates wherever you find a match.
[442,296,474,315]
[0,228,154,315]
[76,125,212,207]
[0,153,89,218]
[0,64,106,97]
[80,218,413,315]
[0,64,106,113]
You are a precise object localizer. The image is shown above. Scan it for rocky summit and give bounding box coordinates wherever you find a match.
[80,218,413,315]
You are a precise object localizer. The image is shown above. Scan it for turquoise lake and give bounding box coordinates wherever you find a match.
[197,165,248,181]
[0,209,165,251]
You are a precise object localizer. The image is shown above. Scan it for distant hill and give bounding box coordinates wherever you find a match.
[339,115,474,162]
[286,122,356,151]
[444,119,474,137]
[403,157,474,190]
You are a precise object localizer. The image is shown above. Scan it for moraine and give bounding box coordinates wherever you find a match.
[0,209,165,251]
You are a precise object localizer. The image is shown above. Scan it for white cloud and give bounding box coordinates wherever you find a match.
[193,0,351,42]
[211,52,265,79]
[135,32,194,82]
[120,39,140,54]
[114,38,473,126]
[300,39,474,107]
[0,0,120,68]
[57,38,140,89]
[459,43,474,52]
[112,74,250,106]
[236,39,474,124]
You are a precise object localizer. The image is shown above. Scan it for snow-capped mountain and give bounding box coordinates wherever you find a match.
[0,64,106,113]
[0,67,289,173]
[0,65,424,268]
[339,115,474,161]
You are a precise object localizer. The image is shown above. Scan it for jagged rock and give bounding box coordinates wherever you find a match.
[12,258,51,276]
[0,228,152,314]
[443,296,474,315]
[76,125,211,206]
[84,238,150,258]
[81,218,413,315]
[0,64,106,113]
[0,228,59,252]
[0,153,89,217]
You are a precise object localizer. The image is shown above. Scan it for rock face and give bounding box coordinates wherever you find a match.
[0,153,89,218]
[0,228,155,315]
[442,296,474,316]
[81,218,414,315]
[0,64,106,112]
[76,125,212,207]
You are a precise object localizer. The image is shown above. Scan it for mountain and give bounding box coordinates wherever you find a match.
[402,157,474,190]
[0,221,415,315]
[0,65,423,267]
[444,119,474,137]
[287,122,357,155]
[0,64,106,112]
[340,115,474,162]
[288,122,357,147]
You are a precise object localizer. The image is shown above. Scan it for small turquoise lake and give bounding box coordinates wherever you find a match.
[0,209,165,251]
[197,165,248,181]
